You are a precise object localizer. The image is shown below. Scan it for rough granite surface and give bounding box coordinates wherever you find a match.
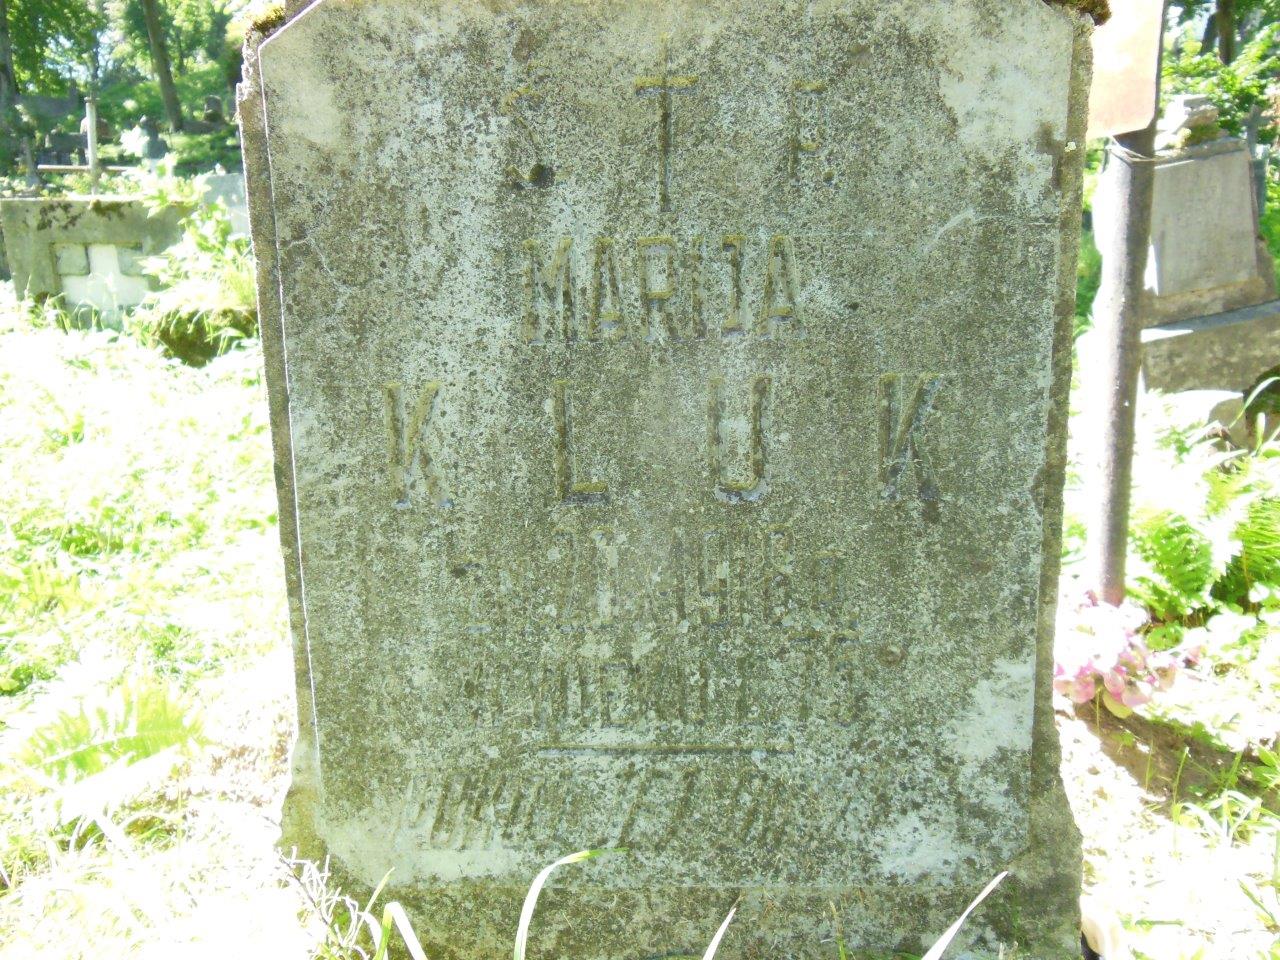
[241,2,1091,957]
[1048,0,1109,24]
[1143,304,1280,394]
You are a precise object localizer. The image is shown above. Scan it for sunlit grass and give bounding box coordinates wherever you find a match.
[0,285,296,955]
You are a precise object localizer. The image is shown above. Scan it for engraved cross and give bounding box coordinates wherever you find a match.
[634,36,698,213]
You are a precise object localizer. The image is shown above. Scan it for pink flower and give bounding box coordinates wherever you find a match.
[1054,590,1196,711]
[1119,645,1147,671]
[1073,675,1097,703]
[1120,679,1154,708]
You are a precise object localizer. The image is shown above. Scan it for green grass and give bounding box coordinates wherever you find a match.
[1076,227,1101,335]
[1261,176,1280,291]
[0,283,303,954]
[0,311,278,695]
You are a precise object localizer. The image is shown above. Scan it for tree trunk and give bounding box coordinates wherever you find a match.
[140,0,185,132]
[1218,0,1236,63]
[0,0,22,175]
[1201,11,1217,51]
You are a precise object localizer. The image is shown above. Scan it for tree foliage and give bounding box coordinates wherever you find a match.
[1174,0,1280,63]
[113,0,237,77]
[2,0,245,98]
[5,0,102,94]
[1177,0,1280,24]
[1163,25,1280,142]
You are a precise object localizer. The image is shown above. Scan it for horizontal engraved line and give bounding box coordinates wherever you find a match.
[538,743,794,756]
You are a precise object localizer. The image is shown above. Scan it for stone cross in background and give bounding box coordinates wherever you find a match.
[55,243,151,319]
[0,196,190,323]
[240,2,1097,957]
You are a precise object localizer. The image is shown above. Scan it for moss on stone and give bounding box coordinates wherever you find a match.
[1044,0,1111,24]
[247,1,286,36]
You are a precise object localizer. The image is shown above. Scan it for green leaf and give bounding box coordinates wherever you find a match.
[920,872,1007,960]
[372,901,428,960]
[514,849,622,960]
[20,678,204,781]
[1128,508,1219,619]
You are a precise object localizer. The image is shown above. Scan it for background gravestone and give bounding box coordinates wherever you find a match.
[241,2,1096,957]
[0,196,190,321]
[1136,133,1280,394]
[1088,95,1280,397]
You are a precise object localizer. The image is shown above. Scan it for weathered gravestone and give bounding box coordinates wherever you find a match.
[241,1,1097,957]
[0,196,191,321]
[1089,95,1280,396]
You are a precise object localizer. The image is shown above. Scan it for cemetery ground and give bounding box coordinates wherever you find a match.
[4,286,1280,959]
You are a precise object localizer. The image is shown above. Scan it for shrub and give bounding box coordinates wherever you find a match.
[1261,176,1280,290]
[129,188,257,366]
[1162,27,1280,143]
[1061,395,1280,716]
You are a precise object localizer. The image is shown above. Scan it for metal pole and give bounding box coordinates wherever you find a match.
[1084,120,1159,606]
[86,96,101,192]
[1084,0,1170,607]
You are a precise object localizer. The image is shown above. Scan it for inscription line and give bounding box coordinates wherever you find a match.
[538,743,794,756]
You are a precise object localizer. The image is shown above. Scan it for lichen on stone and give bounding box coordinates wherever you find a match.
[1043,0,1111,24]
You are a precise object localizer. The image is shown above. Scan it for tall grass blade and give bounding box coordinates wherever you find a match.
[919,871,1007,960]
[372,902,429,960]
[829,901,849,960]
[701,901,739,960]
[514,849,621,960]
[1242,376,1280,417]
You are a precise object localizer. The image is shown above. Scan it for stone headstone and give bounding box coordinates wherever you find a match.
[1093,136,1277,328]
[242,2,1096,957]
[203,94,226,124]
[0,196,190,321]
[203,171,250,237]
[1142,300,1280,395]
[40,130,86,165]
[139,116,169,162]
[80,112,111,144]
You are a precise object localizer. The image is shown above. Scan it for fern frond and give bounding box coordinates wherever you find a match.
[20,679,204,782]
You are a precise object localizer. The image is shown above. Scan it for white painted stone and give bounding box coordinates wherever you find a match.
[58,244,152,318]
